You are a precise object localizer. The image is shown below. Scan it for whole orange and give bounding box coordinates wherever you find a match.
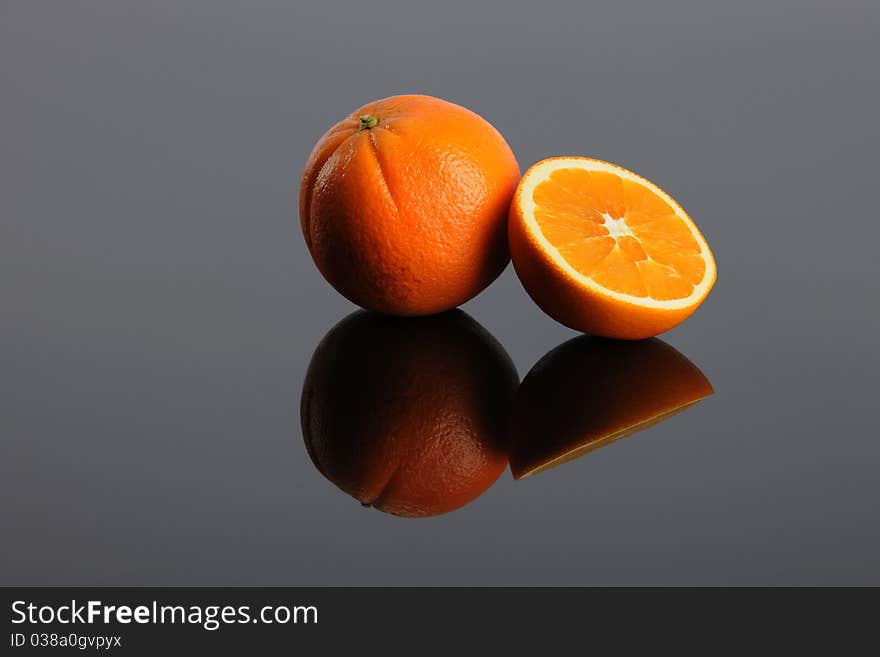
[301,310,518,517]
[300,95,520,315]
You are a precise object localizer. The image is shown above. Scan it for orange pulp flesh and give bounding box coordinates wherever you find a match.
[533,168,707,300]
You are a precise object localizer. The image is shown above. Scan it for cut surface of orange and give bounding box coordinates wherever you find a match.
[509,157,716,339]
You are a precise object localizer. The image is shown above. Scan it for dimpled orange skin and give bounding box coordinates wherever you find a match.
[509,158,714,339]
[300,95,520,316]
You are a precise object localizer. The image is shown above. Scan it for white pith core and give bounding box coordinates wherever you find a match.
[519,157,716,310]
[602,213,634,239]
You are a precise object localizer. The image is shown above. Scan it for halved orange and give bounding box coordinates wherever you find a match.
[509,157,716,339]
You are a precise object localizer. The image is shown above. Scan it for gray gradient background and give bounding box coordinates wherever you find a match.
[2,0,879,585]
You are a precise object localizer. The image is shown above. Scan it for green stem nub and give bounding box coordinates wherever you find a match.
[358,114,379,131]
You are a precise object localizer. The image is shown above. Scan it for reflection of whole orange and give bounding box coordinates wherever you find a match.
[301,310,519,517]
[300,95,520,315]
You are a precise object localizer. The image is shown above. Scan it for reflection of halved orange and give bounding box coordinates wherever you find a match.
[510,336,713,479]
[301,310,518,517]
[509,157,716,339]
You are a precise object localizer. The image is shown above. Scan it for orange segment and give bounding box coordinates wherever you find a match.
[556,237,613,273]
[509,156,717,339]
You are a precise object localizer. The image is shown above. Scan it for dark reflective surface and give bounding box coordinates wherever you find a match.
[301,311,518,517]
[510,337,713,479]
[4,2,880,585]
